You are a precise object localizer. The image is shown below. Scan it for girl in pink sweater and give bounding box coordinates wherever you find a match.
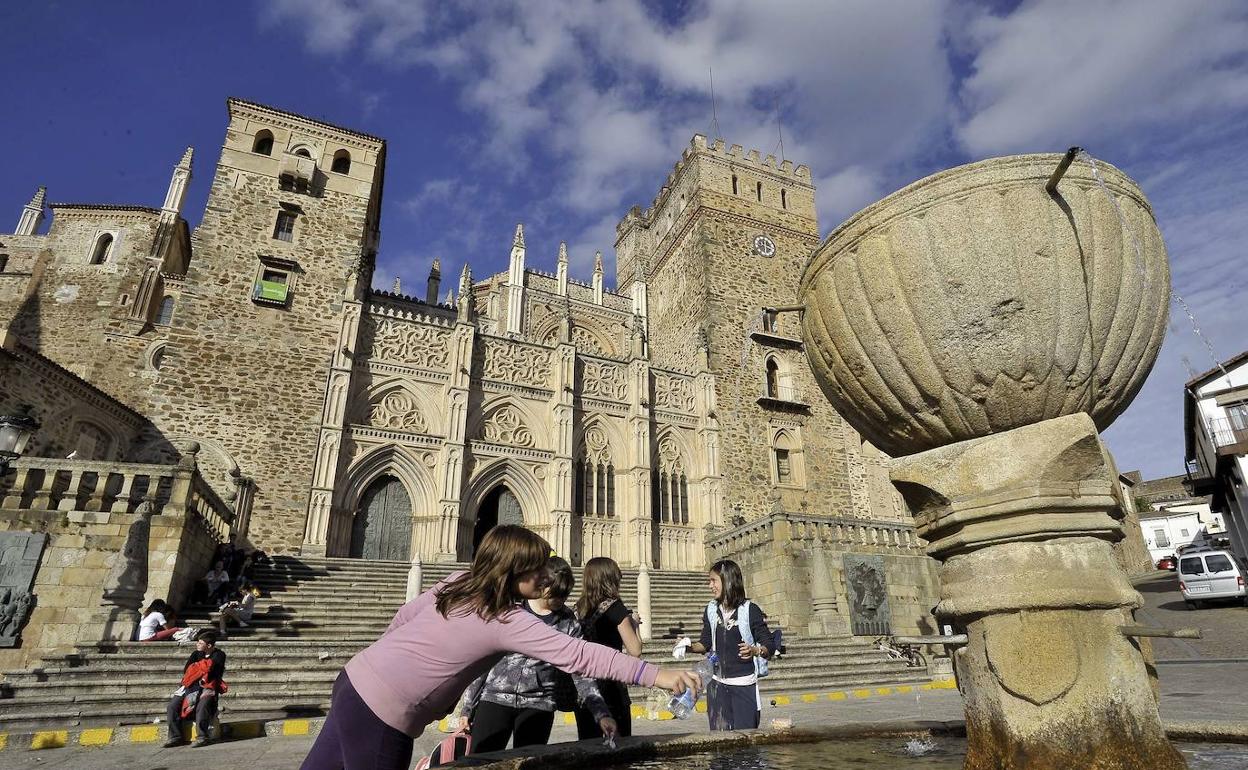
[300,525,701,770]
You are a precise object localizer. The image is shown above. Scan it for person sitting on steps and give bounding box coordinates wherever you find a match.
[139,599,185,642]
[164,629,228,748]
[216,579,257,635]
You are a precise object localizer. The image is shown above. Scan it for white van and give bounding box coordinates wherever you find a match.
[1178,549,1248,608]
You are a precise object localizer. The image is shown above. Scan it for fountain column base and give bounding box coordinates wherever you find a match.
[890,414,1185,770]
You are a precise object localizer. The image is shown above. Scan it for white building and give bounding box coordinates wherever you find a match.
[1184,350,1248,559]
[1137,500,1226,564]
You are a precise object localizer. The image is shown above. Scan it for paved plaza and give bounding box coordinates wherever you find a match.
[5,570,1244,770]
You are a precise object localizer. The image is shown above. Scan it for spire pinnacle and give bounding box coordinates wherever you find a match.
[513,223,525,248]
[430,257,441,276]
[459,263,473,293]
[444,288,455,305]
[28,186,46,209]
[558,241,568,264]
[15,186,47,236]
[593,251,603,273]
[178,146,194,168]
[392,276,401,294]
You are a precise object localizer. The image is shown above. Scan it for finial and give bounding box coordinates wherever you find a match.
[593,251,603,273]
[558,241,568,264]
[392,276,401,294]
[430,258,441,276]
[513,223,525,248]
[459,263,472,293]
[444,288,455,305]
[178,146,194,168]
[28,186,47,209]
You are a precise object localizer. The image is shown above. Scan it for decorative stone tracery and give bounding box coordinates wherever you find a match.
[363,317,450,370]
[481,405,536,448]
[366,390,428,433]
[582,360,627,401]
[480,340,551,387]
[654,373,696,413]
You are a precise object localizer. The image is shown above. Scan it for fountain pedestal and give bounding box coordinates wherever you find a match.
[891,413,1183,769]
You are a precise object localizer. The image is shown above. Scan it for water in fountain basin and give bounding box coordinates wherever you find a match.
[607,739,1248,769]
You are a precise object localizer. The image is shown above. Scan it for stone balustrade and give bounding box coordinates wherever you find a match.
[0,457,234,539]
[706,511,924,559]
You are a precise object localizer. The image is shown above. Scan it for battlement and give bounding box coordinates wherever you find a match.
[619,134,813,236]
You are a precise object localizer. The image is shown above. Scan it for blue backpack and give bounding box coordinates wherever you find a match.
[705,600,769,678]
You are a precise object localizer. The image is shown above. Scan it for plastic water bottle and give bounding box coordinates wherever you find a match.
[668,653,717,719]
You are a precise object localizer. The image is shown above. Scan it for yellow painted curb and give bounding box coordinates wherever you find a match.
[875,687,893,696]
[772,695,791,705]
[283,720,310,736]
[0,734,8,751]
[828,692,847,701]
[896,686,913,694]
[694,700,707,713]
[800,694,819,703]
[78,728,113,747]
[130,725,159,743]
[31,731,68,750]
[852,689,872,699]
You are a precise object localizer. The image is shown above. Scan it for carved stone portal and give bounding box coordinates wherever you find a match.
[0,531,46,647]
[842,553,891,636]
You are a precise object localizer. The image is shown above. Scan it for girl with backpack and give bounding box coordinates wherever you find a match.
[458,557,618,753]
[672,559,773,730]
[573,557,642,740]
[300,527,700,770]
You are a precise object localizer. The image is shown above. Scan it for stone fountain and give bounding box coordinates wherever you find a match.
[798,153,1184,768]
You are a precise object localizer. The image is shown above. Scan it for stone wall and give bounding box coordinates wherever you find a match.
[0,343,149,462]
[708,512,941,637]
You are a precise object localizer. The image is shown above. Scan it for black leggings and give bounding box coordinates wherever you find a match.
[574,679,631,740]
[469,701,555,753]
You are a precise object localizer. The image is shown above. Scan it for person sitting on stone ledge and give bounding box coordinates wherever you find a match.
[164,629,228,748]
[203,560,233,605]
[216,579,257,635]
[139,599,186,642]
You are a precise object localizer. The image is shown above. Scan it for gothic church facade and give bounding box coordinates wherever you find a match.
[0,98,906,572]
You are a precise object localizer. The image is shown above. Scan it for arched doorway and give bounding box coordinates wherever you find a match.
[350,475,413,561]
[473,485,524,555]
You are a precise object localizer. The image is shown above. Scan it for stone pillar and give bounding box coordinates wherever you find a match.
[637,564,653,641]
[806,549,849,636]
[91,502,154,643]
[405,556,423,602]
[890,414,1183,770]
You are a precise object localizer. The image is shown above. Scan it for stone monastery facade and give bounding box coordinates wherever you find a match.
[0,98,907,571]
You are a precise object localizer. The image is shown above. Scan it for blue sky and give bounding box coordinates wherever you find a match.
[2,1,1246,480]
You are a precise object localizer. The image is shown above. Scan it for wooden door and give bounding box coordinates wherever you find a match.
[351,476,413,561]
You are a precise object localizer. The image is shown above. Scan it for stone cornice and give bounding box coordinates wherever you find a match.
[228,97,386,148]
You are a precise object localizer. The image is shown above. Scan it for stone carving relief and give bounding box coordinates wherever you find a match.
[0,532,47,647]
[654,374,696,413]
[572,327,608,356]
[482,405,536,448]
[582,360,627,401]
[843,554,891,636]
[364,316,450,370]
[583,425,612,465]
[657,433,684,473]
[366,390,428,433]
[481,340,552,387]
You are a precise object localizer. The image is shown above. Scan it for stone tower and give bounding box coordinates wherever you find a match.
[616,135,897,521]
[149,98,386,549]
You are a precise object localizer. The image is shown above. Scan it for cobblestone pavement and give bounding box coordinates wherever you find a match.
[1134,569,1248,660]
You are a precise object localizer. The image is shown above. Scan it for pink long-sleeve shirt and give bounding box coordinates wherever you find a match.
[344,574,657,736]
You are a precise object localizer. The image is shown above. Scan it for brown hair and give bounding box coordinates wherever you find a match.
[435,525,551,622]
[710,559,747,610]
[576,556,623,620]
[545,556,575,601]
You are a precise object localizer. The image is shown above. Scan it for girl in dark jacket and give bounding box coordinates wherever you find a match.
[573,557,642,739]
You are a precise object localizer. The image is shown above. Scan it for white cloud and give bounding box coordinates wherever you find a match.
[955,0,1248,156]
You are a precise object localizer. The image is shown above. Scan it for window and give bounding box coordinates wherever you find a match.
[775,448,792,484]
[781,189,787,209]
[155,296,175,325]
[252,130,274,156]
[1153,529,1170,548]
[1205,554,1233,573]
[273,211,296,242]
[1230,404,1248,431]
[331,149,351,174]
[766,358,780,398]
[652,436,689,525]
[756,181,763,201]
[0,254,7,272]
[731,175,738,195]
[1179,557,1203,575]
[253,262,294,307]
[90,233,113,264]
[150,344,166,371]
[1179,528,1190,538]
[294,147,312,159]
[575,427,615,518]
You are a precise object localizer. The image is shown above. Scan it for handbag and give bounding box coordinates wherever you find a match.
[415,727,471,769]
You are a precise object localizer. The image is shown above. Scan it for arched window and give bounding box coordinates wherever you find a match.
[155,296,175,325]
[731,175,738,195]
[90,233,113,265]
[781,189,787,209]
[772,430,803,487]
[756,181,763,202]
[252,130,274,156]
[294,147,312,159]
[331,149,351,174]
[150,344,166,371]
[575,426,615,518]
[651,434,689,525]
[766,358,780,398]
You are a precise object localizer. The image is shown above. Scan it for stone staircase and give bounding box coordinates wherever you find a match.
[0,556,929,732]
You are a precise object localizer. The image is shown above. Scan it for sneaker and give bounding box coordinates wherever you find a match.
[237,621,248,628]
[192,737,212,748]
[163,737,187,748]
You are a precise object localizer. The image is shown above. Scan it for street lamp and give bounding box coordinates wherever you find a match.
[0,405,39,473]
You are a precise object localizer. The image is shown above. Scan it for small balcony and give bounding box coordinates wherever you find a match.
[757,385,810,409]
[1207,417,1248,456]
[278,153,317,187]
